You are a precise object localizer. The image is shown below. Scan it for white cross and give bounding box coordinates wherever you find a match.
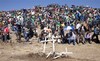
[40,36,73,59]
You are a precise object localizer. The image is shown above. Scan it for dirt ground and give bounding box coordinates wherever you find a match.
[0,28,100,61]
[0,38,100,61]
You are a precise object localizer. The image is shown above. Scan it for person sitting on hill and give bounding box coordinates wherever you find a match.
[2,26,10,42]
[92,25,100,43]
[67,31,76,45]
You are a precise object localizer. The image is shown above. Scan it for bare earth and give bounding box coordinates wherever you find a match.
[0,28,100,61]
[0,39,100,61]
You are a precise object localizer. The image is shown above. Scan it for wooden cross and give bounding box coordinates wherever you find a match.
[40,35,73,59]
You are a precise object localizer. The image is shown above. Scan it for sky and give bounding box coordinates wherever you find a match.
[0,0,100,11]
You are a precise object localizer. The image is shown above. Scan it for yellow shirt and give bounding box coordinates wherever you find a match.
[61,23,65,27]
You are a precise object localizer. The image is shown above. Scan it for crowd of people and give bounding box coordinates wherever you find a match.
[0,4,100,45]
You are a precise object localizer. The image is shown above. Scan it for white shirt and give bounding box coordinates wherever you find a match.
[76,23,81,29]
[68,32,76,40]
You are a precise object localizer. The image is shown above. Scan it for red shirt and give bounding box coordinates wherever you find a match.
[4,27,9,33]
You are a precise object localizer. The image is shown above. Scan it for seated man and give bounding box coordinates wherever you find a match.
[92,26,99,43]
[85,32,92,44]
[2,26,10,42]
[76,33,85,44]
[52,33,61,43]
[23,27,30,42]
[39,30,48,43]
[67,31,76,45]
